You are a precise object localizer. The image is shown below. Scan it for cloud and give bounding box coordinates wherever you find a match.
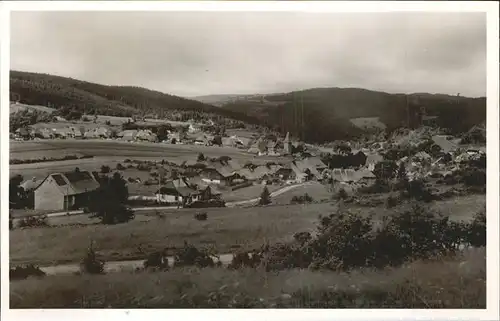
[10,11,486,97]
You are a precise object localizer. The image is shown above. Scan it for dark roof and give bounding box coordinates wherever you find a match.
[37,170,100,196]
[156,179,198,196]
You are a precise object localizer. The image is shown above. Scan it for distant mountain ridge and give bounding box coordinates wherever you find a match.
[10,70,259,124]
[218,87,486,143]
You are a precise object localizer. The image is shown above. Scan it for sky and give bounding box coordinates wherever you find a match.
[10,11,486,98]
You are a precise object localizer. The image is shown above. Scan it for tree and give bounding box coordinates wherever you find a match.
[10,175,27,209]
[89,172,134,224]
[373,160,398,183]
[259,186,272,205]
[212,135,222,146]
[156,125,169,142]
[197,153,206,162]
[100,165,111,174]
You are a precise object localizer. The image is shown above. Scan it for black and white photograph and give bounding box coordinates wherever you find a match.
[1,1,499,317]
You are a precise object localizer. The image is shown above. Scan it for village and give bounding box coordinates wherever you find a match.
[6,7,492,311]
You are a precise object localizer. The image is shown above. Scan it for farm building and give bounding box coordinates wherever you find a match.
[136,130,158,142]
[118,130,138,141]
[34,170,100,211]
[33,128,54,139]
[365,153,384,171]
[199,163,245,186]
[14,127,32,140]
[155,178,214,205]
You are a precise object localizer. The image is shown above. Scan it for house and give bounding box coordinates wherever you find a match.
[21,177,43,192]
[199,163,244,186]
[155,177,203,205]
[33,128,54,139]
[15,127,32,140]
[365,153,384,171]
[34,170,100,211]
[136,130,158,142]
[267,140,280,156]
[118,130,138,141]
[432,135,459,154]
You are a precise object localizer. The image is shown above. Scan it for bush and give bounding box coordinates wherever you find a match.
[116,163,126,170]
[17,215,48,228]
[462,169,486,187]
[194,212,208,221]
[10,264,46,280]
[228,250,263,269]
[197,153,206,162]
[335,188,348,200]
[100,165,111,174]
[186,199,226,208]
[467,210,486,247]
[385,195,399,208]
[291,193,314,204]
[80,242,105,274]
[173,242,215,268]
[143,250,169,271]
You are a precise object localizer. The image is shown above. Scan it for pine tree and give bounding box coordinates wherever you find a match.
[259,186,272,205]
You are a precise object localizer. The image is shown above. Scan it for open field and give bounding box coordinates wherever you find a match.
[10,140,291,180]
[10,194,484,266]
[10,247,485,308]
[10,203,332,266]
[271,181,332,205]
[10,102,56,114]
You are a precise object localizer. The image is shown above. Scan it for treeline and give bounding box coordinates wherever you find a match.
[10,71,261,126]
[222,88,486,143]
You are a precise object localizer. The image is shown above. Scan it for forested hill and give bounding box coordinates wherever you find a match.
[220,87,486,143]
[9,71,260,124]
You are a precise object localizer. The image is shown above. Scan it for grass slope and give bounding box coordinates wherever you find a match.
[10,247,485,308]
[10,194,484,266]
[10,70,259,123]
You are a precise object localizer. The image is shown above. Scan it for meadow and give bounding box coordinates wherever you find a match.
[10,247,486,308]
[10,194,484,267]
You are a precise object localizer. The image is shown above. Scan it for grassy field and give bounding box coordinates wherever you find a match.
[9,194,484,266]
[271,182,332,205]
[10,139,291,180]
[10,203,331,266]
[10,247,486,308]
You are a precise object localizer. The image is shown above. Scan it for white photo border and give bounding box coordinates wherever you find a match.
[0,1,498,320]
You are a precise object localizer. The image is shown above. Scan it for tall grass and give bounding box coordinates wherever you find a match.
[10,247,485,308]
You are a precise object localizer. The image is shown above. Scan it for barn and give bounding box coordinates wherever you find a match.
[34,170,100,211]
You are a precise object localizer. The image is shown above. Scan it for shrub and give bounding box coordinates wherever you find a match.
[462,169,486,187]
[17,215,48,228]
[194,212,208,221]
[143,250,169,271]
[197,153,206,162]
[116,163,126,170]
[10,264,46,280]
[401,179,436,202]
[80,242,105,274]
[186,199,226,208]
[467,210,486,247]
[127,177,136,183]
[228,251,263,269]
[291,193,314,204]
[173,242,215,268]
[100,165,111,174]
[385,195,399,208]
[335,188,348,200]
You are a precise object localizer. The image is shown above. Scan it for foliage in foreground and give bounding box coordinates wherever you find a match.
[254,204,486,272]
[10,247,485,308]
